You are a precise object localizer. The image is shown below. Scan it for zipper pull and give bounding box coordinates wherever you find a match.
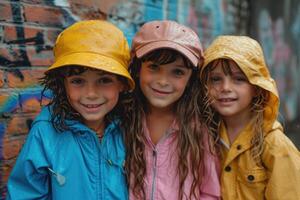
[48,168,66,186]
[107,159,113,165]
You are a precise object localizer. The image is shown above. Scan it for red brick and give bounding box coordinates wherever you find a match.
[2,136,24,160]
[69,4,106,20]
[2,161,16,184]
[7,68,45,88]
[3,26,18,42]
[0,71,4,87]
[46,29,61,44]
[23,5,65,27]
[0,2,12,22]
[70,0,102,8]
[0,47,27,67]
[26,48,54,66]
[0,46,53,67]
[0,47,15,63]
[6,114,37,135]
[3,25,46,44]
[70,0,118,14]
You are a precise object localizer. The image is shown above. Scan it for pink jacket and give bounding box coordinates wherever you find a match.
[130,120,221,200]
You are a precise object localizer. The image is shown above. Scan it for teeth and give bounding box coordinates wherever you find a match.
[220,99,233,102]
[84,104,101,108]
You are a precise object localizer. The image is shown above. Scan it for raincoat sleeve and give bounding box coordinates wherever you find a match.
[262,129,300,199]
[6,125,51,200]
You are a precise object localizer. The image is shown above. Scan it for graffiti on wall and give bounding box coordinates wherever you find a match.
[257,7,300,123]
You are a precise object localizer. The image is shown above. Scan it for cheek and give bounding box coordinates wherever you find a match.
[104,87,121,103]
[139,71,152,84]
[65,85,79,101]
[139,74,153,92]
[175,76,191,90]
[207,87,218,101]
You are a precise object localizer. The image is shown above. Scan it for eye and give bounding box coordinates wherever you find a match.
[234,75,248,82]
[147,63,159,71]
[70,78,84,85]
[172,68,185,76]
[98,76,113,84]
[209,75,221,83]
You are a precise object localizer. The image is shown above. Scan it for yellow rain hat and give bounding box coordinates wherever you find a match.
[47,20,135,90]
[202,35,279,130]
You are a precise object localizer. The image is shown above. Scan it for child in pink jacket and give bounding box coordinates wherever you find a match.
[122,20,220,200]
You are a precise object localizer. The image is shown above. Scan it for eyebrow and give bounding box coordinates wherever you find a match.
[210,71,222,75]
[95,71,114,76]
[173,64,189,69]
[231,71,246,75]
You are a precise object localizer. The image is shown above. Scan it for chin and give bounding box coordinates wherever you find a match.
[82,115,105,121]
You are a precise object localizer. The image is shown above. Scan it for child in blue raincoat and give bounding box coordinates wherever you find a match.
[6,20,134,200]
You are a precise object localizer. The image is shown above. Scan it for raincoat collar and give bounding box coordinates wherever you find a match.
[220,121,254,166]
[34,106,120,135]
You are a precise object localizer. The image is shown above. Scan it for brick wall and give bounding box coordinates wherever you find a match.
[0,0,299,198]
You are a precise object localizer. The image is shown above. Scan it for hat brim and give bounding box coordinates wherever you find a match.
[135,41,200,67]
[47,52,135,90]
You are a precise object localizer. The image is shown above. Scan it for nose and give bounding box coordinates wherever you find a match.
[86,83,98,99]
[156,72,169,87]
[221,77,232,92]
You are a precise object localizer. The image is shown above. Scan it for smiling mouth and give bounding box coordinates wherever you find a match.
[81,103,104,108]
[151,88,172,95]
[218,98,237,102]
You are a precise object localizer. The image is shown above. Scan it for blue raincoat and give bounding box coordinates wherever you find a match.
[6,106,128,200]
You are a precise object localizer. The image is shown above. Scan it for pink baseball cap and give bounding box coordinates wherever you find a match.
[131,20,204,67]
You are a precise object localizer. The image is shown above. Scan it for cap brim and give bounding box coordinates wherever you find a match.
[47,52,135,90]
[135,41,199,67]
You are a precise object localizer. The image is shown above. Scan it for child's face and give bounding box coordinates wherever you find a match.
[139,57,192,111]
[64,69,124,129]
[208,60,256,121]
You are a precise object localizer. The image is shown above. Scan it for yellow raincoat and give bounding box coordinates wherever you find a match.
[202,36,300,200]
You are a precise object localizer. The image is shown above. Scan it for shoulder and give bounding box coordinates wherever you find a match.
[30,106,53,130]
[29,106,53,134]
[262,121,300,165]
[264,121,298,152]
[28,106,74,149]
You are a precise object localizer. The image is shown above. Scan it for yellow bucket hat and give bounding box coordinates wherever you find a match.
[201,35,279,131]
[47,20,135,90]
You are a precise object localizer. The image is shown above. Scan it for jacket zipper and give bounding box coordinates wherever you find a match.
[92,131,103,199]
[148,128,174,200]
[150,149,158,200]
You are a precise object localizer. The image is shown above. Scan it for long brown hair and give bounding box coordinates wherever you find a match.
[122,49,209,199]
[201,58,269,165]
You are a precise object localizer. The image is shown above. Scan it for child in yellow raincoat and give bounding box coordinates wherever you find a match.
[200,35,300,200]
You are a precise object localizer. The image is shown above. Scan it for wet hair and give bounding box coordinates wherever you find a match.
[201,58,269,165]
[40,65,127,132]
[122,49,209,199]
